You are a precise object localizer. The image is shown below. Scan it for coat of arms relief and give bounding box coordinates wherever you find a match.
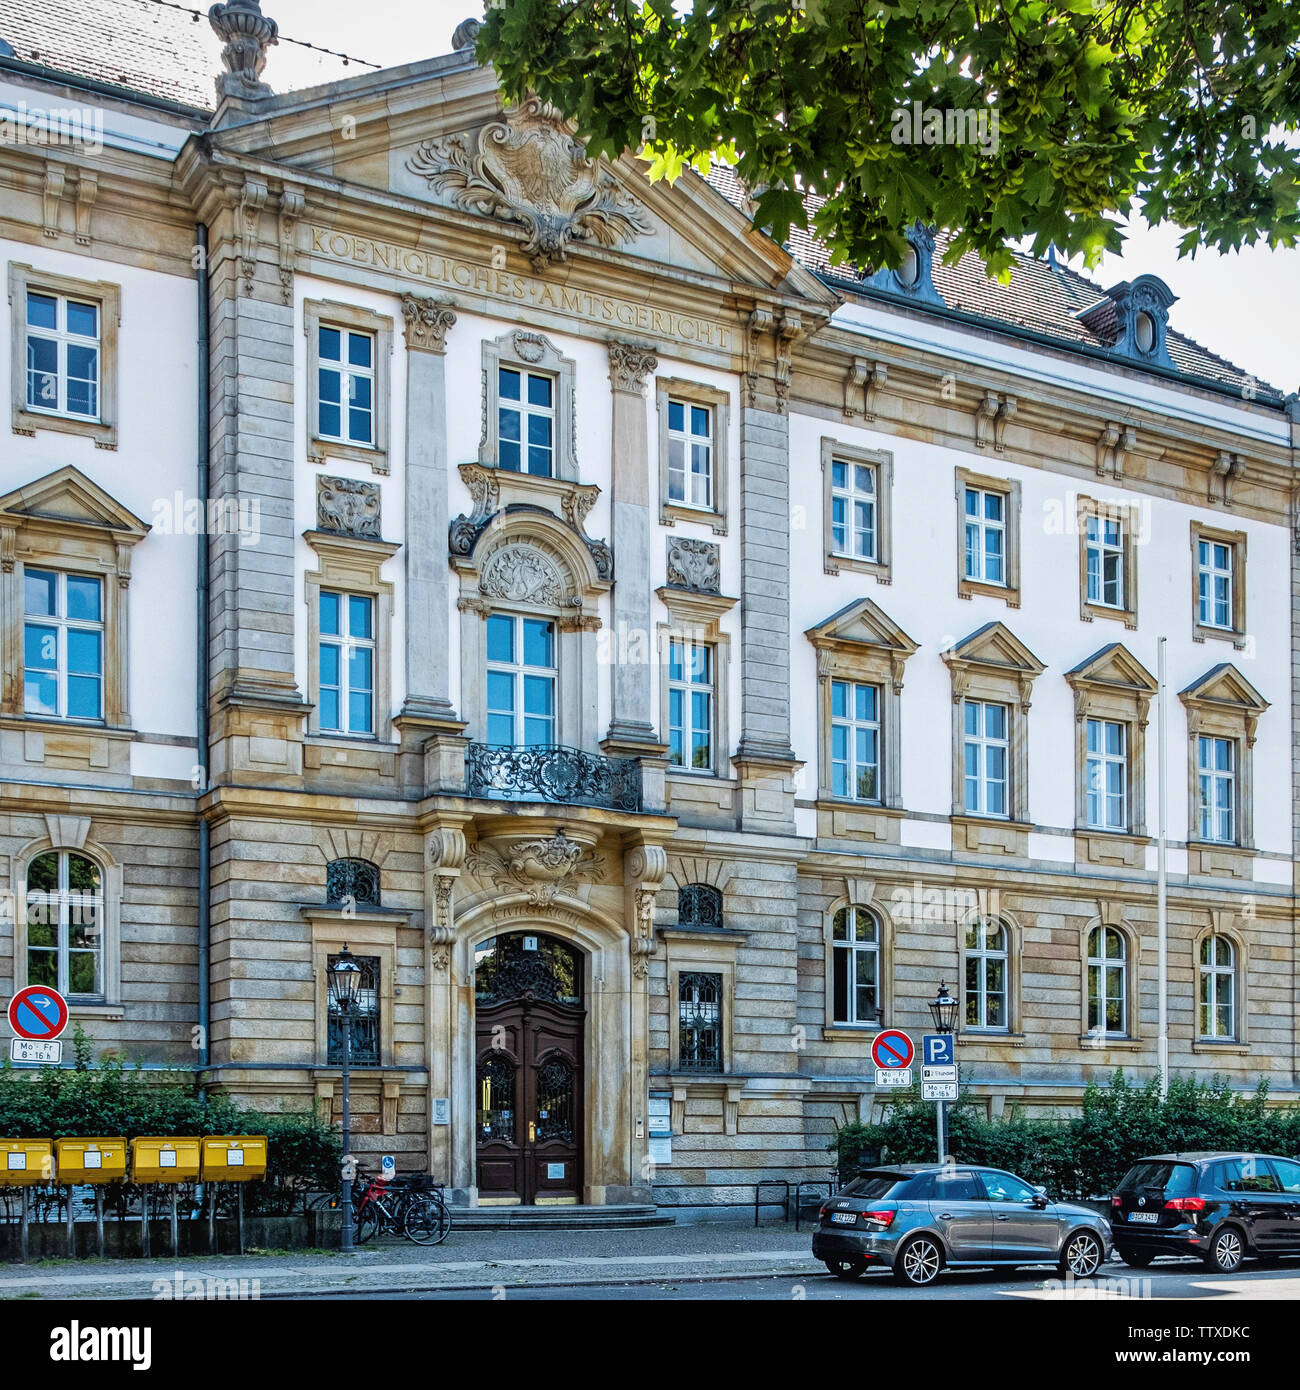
[405,96,653,270]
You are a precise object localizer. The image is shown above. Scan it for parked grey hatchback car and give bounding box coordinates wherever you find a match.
[812,1164,1112,1285]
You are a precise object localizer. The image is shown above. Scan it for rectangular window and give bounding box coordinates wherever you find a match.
[830,679,881,801]
[963,486,1006,585]
[1085,718,1128,830]
[318,591,375,735]
[486,613,556,747]
[963,699,1008,817]
[1086,515,1125,608]
[830,459,876,561]
[667,638,714,772]
[326,953,379,1064]
[26,291,100,419]
[317,326,375,446]
[667,400,713,510]
[678,971,723,1072]
[498,366,555,476]
[23,569,103,721]
[1197,539,1234,630]
[1197,735,1236,843]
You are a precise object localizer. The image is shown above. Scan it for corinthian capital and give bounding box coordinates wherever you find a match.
[608,341,658,395]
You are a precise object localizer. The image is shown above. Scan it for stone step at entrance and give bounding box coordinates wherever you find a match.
[449,1203,673,1231]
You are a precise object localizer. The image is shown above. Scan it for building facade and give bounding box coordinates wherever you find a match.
[1,0,1297,1210]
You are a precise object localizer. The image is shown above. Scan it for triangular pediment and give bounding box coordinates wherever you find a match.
[942,622,1045,677]
[805,598,918,656]
[203,57,836,305]
[1065,643,1157,695]
[0,466,149,539]
[1179,664,1270,714]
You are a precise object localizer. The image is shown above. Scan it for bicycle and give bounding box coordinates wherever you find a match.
[310,1171,451,1245]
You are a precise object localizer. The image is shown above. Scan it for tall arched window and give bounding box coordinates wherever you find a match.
[964,919,1009,1030]
[678,884,722,930]
[1199,935,1236,1040]
[1087,926,1127,1036]
[25,850,103,997]
[832,906,880,1026]
[326,858,380,907]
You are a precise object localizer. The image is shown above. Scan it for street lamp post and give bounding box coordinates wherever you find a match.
[327,946,363,1254]
[929,982,960,1165]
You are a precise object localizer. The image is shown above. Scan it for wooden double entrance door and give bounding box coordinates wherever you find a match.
[475,994,584,1204]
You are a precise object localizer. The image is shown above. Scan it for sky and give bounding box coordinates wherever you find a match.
[266,0,1300,396]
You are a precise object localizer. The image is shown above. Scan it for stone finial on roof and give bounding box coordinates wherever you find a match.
[209,0,279,102]
[452,17,483,52]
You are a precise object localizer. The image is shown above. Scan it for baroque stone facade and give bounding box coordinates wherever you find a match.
[0,5,1297,1213]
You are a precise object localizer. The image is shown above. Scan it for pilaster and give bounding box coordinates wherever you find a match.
[395,295,464,737]
[602,341,667,758]
[206,228,307,781]
[736,311,801,830]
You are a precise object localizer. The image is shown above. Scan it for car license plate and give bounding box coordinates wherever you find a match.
[831,1212,858,1225]
[1127,1211,1160,1223]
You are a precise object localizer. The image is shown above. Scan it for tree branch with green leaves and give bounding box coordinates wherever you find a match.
[476,0,1300,276]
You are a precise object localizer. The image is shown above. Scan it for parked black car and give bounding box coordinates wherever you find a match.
[812,1163,1111,1285]
[1111,1152,1300,1272]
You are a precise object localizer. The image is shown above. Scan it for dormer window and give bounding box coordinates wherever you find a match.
[861,224,945,305]
[1075,274,1177,368]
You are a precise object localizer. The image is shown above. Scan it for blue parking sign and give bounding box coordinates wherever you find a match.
[922,1034,955,1066]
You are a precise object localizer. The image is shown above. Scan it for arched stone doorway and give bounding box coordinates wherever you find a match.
[474,931,585,1203]
[447,895,645,1212]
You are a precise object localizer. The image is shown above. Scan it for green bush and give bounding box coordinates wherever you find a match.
[0,1026,340,1216]
[832,1069,1300,1199]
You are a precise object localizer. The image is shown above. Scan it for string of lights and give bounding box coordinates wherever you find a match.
[146,0,382,71]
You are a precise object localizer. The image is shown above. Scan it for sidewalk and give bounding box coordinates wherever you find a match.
[2,1220,824,1299]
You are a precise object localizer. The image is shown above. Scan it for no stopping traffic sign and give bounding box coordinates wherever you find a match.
[8,986,69,1042]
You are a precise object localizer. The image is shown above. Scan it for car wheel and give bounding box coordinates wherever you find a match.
[1117,1249,1154,1268]
[1060,1230,1104,1279]
[893,1235,944,1287]
[823,1257,867,1281]
[1203,1226,1245,1274]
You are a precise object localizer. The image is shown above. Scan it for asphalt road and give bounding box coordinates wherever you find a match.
[308,1259,1300,1300]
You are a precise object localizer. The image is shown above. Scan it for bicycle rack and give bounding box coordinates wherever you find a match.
[753,1179,790,1227]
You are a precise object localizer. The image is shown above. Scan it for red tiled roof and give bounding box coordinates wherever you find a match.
[0,0,374,110]
[710,166,1281,400]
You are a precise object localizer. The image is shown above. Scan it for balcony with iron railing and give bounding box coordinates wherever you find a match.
[465,742,643,812]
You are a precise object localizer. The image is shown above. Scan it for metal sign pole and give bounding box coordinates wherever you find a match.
[208,1182,217,1254]
[20,1187,29,1264]
[65,1185,75,1258]
[141,1189,150,1259]
[236,1185,245,1256]
[94,1187,105,1259]
[169,1190,179,1258]
[936,1100,946,1165]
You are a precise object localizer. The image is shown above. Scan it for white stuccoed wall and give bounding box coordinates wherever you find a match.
[0,237,199,755]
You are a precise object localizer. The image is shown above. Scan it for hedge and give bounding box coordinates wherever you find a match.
[831,1070,1300,1199]
[0,1026,340,1216]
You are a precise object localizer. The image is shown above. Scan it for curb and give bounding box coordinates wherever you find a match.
[41,1262,829,1301]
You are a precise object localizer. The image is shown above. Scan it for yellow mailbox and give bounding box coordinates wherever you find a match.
[55,1138,128,1185]
[130,1137,201,1184]
[0,1140,54,1185]
[201,1135,267,1182]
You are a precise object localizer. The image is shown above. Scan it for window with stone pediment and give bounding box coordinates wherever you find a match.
[481,331,578,481]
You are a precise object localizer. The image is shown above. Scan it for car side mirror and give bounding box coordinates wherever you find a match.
[1032,1187,1049,1208]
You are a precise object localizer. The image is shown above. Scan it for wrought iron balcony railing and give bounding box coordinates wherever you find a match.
[466,742,642,812]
